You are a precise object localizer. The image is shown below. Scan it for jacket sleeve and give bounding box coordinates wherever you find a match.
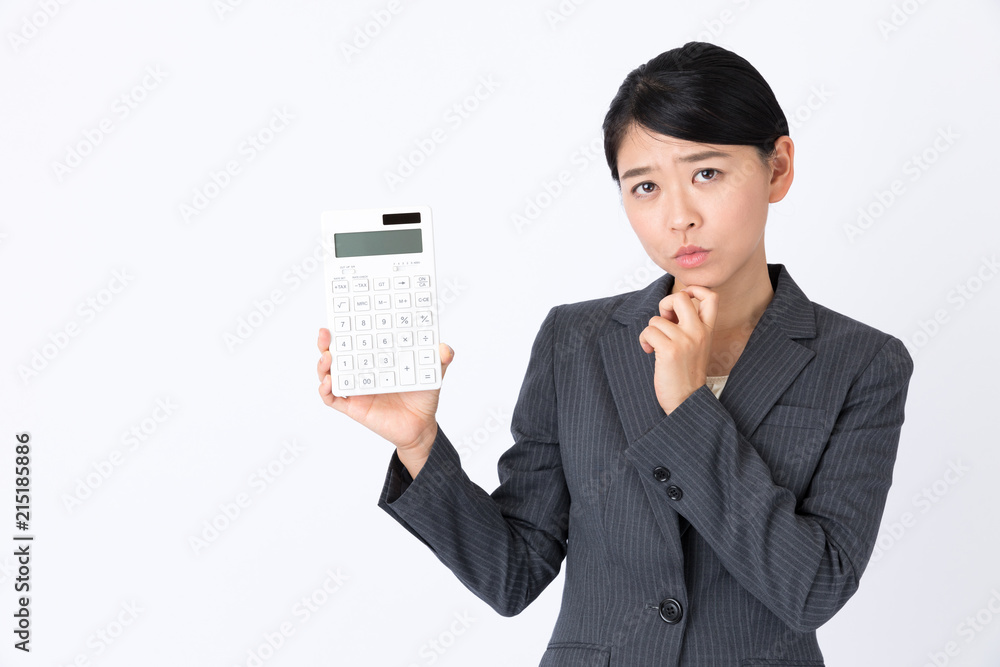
[624,335,914,632]
[377,307,570,616]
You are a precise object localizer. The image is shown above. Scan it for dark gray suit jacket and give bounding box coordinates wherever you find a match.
[379,263,914,666]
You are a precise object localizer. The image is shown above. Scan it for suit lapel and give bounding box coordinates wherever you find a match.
[598,274,672,445]
[600,263,817,446]
[598,265,817,543]
[718,264,817,437]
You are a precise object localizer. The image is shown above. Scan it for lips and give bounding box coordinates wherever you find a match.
[674,245,709,269]
[675,245,707,257]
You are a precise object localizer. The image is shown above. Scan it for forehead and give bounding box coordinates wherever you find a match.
[617,123,756,165]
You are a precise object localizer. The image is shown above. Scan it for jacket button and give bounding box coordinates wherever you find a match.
[666,485,683,501]
[653,466,670,483]
[659,598,683,624]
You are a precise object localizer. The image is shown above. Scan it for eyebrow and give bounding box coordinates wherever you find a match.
[677,149,733,163]
[619,150,734,181]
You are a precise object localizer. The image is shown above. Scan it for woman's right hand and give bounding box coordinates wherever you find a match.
[316,328,454,478]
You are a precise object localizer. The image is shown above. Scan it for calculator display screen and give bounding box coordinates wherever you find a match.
[334,229,423,258]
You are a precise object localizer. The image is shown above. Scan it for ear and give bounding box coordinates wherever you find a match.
[767,136,794,203]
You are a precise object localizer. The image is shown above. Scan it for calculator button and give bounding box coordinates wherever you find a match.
[399,351,416,386]
[328,259,439,394]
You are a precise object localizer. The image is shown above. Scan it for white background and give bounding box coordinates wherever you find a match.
[1,1,999,665]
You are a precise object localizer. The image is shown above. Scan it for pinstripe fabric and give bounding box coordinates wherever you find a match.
[378,263,914,667]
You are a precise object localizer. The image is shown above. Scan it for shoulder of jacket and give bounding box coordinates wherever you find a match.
[541,291,634,342]
[809,301,912,372]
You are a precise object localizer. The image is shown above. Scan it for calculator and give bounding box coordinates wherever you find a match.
[322,206,442,396]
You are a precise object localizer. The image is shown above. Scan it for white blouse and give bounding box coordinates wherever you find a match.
[706,374,730,399]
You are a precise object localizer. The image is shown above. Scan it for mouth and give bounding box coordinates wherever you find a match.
[674,246,709,269]
[674,245,707,258]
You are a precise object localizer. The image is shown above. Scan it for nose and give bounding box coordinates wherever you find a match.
[662,188,701,231]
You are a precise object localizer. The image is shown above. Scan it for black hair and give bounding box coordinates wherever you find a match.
[602,41,789,184]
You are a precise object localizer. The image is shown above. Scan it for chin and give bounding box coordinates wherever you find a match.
[670,265,720,289]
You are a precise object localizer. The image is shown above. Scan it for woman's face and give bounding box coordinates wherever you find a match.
[616,123,793,291]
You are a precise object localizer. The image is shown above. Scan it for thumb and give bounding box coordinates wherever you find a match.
[439,343,455,379]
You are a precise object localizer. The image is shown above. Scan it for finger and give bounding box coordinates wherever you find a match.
[317,328,331,353]
[318,373,334,406]
[682,285,718,329]
[638,328,653,354]
[317,350,332,382]
[659,291,704,322]
[439,343,455,379]
[670,291,702,326]
[656,295,680,323]
[318,375,351,414]
[639,321,672,354]
[645,314,681,343]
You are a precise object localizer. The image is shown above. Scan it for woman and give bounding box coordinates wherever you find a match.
[317,42,913,666]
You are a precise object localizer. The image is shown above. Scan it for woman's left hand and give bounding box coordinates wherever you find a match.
[638,285,718,415]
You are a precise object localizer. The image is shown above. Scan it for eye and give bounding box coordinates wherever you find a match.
[631,182,658,198]
[694,168,719,183]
